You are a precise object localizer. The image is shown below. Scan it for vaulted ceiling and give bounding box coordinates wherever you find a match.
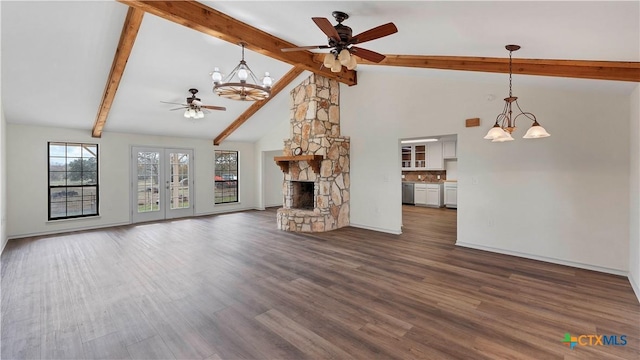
[2,1,638,144]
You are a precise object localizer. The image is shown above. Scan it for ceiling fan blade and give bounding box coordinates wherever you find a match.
[169,107,187,111]
[201,105,227,111]
[350,46,386,63]
[351,23,398,44]
[312,17,340,42]
[282,45,331,52]
[160,101,188,106]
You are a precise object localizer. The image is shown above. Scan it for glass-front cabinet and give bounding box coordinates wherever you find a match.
[401,144,428,170]
[401,146,412,169]
[401,142,445,170]
[414,145,426,168]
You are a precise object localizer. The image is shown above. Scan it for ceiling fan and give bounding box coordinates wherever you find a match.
[282,11,398,71]
[161,88,226,119]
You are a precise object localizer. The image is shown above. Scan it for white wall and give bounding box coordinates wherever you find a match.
[630,84,640,301]
[340,70,630,274]
[0,102,6,253]
[252,73,298,210]
[263,150,284,208]
[6,124,256,238]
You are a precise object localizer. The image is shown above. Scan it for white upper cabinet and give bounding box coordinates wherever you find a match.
[426,142,443,170]
[443,140,457,159]
[402,140,449,170]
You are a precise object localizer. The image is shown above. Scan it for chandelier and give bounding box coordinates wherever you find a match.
[210,43,273,101]
[484,45,550,142]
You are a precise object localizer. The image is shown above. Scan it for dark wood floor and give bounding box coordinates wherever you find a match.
[2,206,639,359]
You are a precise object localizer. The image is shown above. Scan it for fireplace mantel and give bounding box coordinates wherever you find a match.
[274,155,323,174]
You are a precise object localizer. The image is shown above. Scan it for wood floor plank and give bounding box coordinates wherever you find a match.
[1,206,638,359]
[255,308,354,359]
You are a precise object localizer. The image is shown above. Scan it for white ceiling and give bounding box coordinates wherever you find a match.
[2,1,638,142]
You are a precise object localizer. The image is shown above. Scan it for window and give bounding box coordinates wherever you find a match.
[48,142,99,220]
[215,150,238,204]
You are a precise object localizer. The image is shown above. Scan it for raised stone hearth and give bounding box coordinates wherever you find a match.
[276,74,350,232]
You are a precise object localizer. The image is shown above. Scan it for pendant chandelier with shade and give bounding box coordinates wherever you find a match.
[484,45,550,142]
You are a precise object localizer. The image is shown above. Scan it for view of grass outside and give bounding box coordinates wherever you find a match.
[215,150,238,204]
[48,142,99,220]
[137,151,190,212]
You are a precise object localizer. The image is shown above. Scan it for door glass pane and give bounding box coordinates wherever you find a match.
[137,151,160,213]
[169,152,189,210]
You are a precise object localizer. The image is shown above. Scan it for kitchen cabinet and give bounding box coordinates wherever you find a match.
[425,183,443,207]
[444,182,457,208]
[402,142,444,170]
[414,183,427,205]
[426,142,443,170]
[443,140,457,159]
[401,144,428,170]
[401,146,412,169]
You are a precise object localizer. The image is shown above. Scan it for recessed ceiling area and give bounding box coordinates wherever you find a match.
[2,1,638,143]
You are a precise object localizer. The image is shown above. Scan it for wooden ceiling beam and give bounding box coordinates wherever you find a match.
[92,7,144,138]
[330,54,640,82]
[214,67,306,146]
[116,0,356,86]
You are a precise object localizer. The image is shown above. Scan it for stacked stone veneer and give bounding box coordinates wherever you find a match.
[277,74,350,232]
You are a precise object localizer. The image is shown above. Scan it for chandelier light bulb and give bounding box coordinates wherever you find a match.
[211,67,222,84]
[238,68,248,81]
[262,72,273,87]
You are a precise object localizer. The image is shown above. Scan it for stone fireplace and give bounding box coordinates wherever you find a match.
[275,74,350,232]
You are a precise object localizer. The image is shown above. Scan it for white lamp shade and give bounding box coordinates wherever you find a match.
[323,53,335,67]
[183,109,190,118]
[238,68,248,81]
[346,55,358,70]
[330,58,342,73]
[492,131,514,142]
[262,72,273,87]
[484,126,509,140]
[211,67,222,83]
[523,124,551,139]
[338,49,351,65]
[189,108,196,117]
[197,110,204,119]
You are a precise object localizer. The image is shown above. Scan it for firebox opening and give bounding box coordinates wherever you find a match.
[292,181,314,210]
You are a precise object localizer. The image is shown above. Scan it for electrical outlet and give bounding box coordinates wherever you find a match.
[437,175,441,180]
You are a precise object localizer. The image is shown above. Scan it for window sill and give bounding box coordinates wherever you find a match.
[47,216,101,224]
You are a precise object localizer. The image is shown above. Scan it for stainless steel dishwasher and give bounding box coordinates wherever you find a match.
[402,182,414,204]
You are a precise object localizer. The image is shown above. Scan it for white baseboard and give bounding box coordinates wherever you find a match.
[8,221,131,241]
[629,272,640,304]
[456,241,628,276]
[350,222,402,235]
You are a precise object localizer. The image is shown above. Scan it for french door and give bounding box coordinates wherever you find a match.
[132,147,194,223]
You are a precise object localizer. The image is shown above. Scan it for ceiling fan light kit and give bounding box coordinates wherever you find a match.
[211,43,273,101]
[484,45,550,142]
[282,11,397,72]
[161,88,226,120]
